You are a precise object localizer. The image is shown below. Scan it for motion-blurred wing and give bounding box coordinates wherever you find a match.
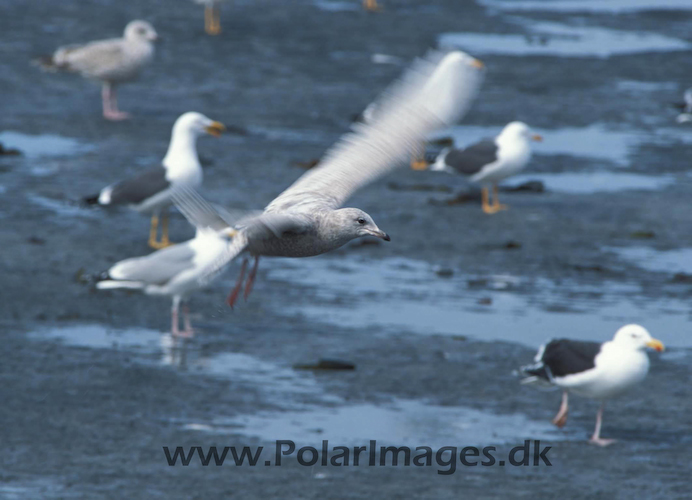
[266,50,485,213]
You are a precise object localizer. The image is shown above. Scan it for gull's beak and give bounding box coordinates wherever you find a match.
[205,121,226,137]
[470,58,484,69]
[646,338,665,352]
[366,228,391,241]
[532,134,543,142]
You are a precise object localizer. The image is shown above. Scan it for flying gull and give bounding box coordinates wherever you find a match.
[84,112,226,249]
[420,121,542,214]
[174,50,485,307]
[36,20,158,120]
[96,224,238,338]
[520,324,664,446]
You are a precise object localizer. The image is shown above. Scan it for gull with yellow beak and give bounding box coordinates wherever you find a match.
[420,121,542,214]
[520,324,665,446]
[84,112,225,249]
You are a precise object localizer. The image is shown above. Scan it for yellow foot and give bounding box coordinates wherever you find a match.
[148,237,173,250]
[204,6,221,35]
[363,0,383,12]
[205,23,221,35]
[482,202,509,215]
[410,159,429,171]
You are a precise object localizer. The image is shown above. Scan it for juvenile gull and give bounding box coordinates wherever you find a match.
[175,50,485,307]
[96,226,237,338]
[423,121,542,214]
[84,112,226,249]
[37,20,158,120]
[520,324,664,446]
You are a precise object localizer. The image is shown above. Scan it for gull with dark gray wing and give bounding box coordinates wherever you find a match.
[84,112,225,248]
[423,121,542,214]
[520,324,664,446]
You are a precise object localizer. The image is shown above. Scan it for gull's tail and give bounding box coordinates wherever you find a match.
[96,280,146,291]
[197,231,249,287]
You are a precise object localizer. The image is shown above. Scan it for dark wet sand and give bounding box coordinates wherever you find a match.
[1,0,692,498]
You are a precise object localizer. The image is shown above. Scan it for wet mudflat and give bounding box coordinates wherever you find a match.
[1,0,692,498]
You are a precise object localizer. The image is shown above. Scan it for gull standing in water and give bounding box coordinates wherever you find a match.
[36,20,159,120]
[96,224,238,338]
[520,324,664,446]
[423,121,542,214]
[175,51,485,307]
[84,112,226,248]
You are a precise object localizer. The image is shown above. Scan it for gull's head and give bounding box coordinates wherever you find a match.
[499,121,542,144]
[125,20,159,42]
[335,208,390,242]
[173,112,226,138]
[612,324,664,352]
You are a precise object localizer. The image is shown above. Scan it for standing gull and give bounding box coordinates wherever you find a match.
[84,112,226,249]
[520,324,664,446]
[96,225,237,338]
[175,51,485,307]
[421,121,541,214]
[37,20,158,120]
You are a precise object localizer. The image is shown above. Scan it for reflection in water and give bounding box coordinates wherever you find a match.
[265,256,692,347]
[439,19,690,57]
[0,131,92,159]
[184,399,569,446]
[478,0,692,13]
[508,172,674,194]
[606,246,692,275]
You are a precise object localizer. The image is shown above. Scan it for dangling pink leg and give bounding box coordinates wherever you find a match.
[589,403,616,446]
[227,258,248,308]
[244,256,260,301]
[552,391,569,428]
[102,83,130,121]
[178,304,195,338]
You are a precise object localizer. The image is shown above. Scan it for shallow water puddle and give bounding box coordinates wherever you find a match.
[26,194,97,219]
[266,256,692,347]
[438,19,690,57]
[435,124,692,168]
[479,0,692,13]
[0,131,92,159]
[191,351,337,403]
[508,172,674,194]
[313,0,359,12]
[32,324,332,402]
[185,398,565,446]
[607,246,692,275]
[33,324,163,350]
[436,124,637,165]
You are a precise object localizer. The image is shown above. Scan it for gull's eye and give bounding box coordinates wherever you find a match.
[357,218,366,225]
